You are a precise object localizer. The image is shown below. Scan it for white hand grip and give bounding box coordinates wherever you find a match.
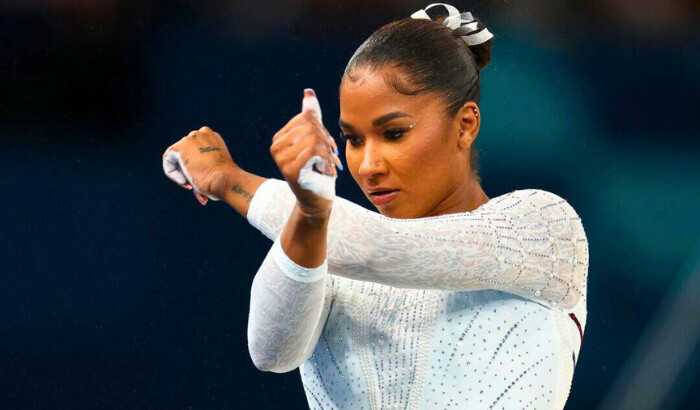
[298,155,337,200]
[300,89,336,200]
[162,150,221,201]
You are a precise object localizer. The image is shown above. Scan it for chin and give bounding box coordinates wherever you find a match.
[376,204,418,219]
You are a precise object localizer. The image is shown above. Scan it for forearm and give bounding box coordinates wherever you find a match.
[280,203,330,269]
[245,179,588,311]
[218,167,269,219]
[247,204,331,372]
[247,187,332,372]
[247,238,331,373]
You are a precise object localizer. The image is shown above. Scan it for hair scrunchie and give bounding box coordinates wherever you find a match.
[410,3,493,46]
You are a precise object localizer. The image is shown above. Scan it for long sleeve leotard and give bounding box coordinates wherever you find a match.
[246,178,589,409]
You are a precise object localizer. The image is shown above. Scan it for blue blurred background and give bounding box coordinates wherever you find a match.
[2,0,699,408]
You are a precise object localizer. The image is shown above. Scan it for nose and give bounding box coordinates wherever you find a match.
[357,141,387,178]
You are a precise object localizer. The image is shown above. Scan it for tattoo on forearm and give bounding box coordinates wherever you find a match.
[231,182,253,203]
[199,146,221,153]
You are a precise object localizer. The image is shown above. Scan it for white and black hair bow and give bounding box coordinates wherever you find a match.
[410,3,493,46]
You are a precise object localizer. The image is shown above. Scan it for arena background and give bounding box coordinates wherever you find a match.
[2,0,699,408]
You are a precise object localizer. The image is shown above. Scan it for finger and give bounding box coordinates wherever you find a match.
[273,112,311,143]
[194,189,208,206]
[274,130,317,165]
[162,150,188,185]
[284,124,331,155]
[270,123,317,155]
[163,143,177,158]
[300,88,338,149]
[294,117,329,146]
[302,114,335,149]
[164,149,199,191]
[330,150,342,170]
[163,153,193,189]
[300,110,337,153]
[286,128,340,172]
[290,143,336,177]
[327,133,338,152]
[312,123,340,165]
[302,89,322,122]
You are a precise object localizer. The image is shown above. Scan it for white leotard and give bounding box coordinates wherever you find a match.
[246,178,588,409]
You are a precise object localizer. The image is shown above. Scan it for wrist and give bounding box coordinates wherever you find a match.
[216,166,246,201]
[272,235,327,281]
[295,202,332,223]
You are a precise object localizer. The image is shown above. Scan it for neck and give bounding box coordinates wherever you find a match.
[424,175,489,217]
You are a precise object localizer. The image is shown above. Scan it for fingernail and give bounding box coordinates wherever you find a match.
[334,147,339,156]
[338,162,343,171]
[304,88,315,98]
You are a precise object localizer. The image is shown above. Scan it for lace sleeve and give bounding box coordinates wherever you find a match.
[247,179,588,311]
[247,234,332,373]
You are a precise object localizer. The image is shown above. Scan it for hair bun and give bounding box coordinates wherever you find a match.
[410,4,494,70]
[466,16,493,70]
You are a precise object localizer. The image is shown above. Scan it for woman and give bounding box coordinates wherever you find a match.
[162,4,588,409]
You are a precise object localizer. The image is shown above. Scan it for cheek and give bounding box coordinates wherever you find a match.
[344,127,453,189]
[400,129,452,184]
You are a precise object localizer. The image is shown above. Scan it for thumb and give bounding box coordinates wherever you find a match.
[302,88,323,122]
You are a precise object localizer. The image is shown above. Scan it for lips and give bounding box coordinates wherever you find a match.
[369,189,397,195]
[368,189,399,206]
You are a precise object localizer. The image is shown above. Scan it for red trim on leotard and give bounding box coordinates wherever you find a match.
[569,313,583,342]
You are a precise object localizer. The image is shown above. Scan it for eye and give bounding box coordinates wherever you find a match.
[384,128,407,141]
[339,130,362,147]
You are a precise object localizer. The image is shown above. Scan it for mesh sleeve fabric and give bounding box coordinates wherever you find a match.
[247,233,333,373]
[247,178,588,312]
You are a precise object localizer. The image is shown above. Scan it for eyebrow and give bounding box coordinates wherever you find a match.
[339,111,413,130]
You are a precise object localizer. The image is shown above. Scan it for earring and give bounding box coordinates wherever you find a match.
[459,129,464,135]
[473,108,479,117]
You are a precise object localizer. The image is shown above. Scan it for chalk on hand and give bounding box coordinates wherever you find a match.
[162,150,221,203]
[298,88,337,200]
[302,88,323,121]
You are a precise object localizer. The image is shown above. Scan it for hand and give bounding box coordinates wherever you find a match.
[162,126,239,206]
[270,89,342,217]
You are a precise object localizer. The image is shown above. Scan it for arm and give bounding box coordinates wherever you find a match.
[247,178,589,312]
[247,204,333,372]
[217,167,269,219]
[245,89,342,372]
[163,92,341,372]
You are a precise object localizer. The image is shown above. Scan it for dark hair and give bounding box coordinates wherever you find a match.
[343,13,493,181]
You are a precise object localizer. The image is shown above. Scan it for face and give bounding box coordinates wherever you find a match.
[339,66,477,219]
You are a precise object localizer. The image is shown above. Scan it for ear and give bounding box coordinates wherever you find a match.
[455,101,480,150]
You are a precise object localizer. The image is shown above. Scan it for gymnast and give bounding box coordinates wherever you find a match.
[162,3,589,409]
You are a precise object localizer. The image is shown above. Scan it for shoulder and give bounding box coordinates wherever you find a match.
[516,188,590,274]
[499,188,588,245]
[506,189,590,310]
[503,189,583,219]
[506,188,569,205]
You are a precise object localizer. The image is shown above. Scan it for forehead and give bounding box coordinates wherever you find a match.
[340,67,441,121]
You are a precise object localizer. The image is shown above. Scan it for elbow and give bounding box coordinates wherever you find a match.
[250,355,301,374]
[248,340,304,373]
[249,354,277,373]
[559,292,581,311]
[252,360,299,374]
[559,257,588,311]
